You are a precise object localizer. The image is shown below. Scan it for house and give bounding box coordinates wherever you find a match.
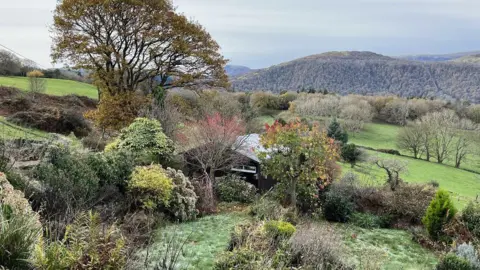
[231,134,276,191]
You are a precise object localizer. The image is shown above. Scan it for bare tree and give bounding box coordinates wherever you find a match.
[420,110,458,164]
[452,119,478,168]
[381,99,410,126]
[0,50,22,76]
[372,157,408,191]
[397,122,424,159]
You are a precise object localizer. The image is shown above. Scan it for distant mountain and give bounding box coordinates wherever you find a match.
[231,51,480,103]
[398,51,480,62]
[225,65,253,77]
[450,54,480,65]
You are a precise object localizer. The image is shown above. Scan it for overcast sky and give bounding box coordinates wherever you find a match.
[2,0,480,69]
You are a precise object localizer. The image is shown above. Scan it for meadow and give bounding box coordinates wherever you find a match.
[0,116,48,140]
[0,76,98,99]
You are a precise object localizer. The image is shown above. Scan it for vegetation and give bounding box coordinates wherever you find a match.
[216,174,257,203]
[423,189,457,240]
[129,165,174,210]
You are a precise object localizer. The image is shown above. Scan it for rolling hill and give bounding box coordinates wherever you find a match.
[399,51,480,62]
[0,76,98,99]
[231,51,480,103]
[225,65,253,77]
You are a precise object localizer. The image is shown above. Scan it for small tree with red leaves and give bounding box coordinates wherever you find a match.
[259,120,339,208]
[177,113,247,212]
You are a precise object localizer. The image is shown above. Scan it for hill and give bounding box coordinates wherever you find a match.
[398,51,480,62]
[225,65,253,77]
[0,76,98,99]
[451,54,480,65]
[231,51,480,103]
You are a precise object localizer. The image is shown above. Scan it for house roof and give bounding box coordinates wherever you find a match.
[234,134,267,163]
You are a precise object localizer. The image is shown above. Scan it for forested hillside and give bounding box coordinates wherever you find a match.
[231,51,480,103]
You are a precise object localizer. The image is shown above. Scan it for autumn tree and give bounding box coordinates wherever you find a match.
[259,121,339,208]
[178,113,247,212]
[27,70,46,95]
[52,0,228,129]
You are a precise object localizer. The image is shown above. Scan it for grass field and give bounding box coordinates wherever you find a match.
[0,76,98,99]
[0,116,48,140]
[337,224,438,269]
[138,212,249,269]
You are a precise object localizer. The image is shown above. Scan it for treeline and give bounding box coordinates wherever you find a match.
[231,51,480,103]
[0,49,89,82]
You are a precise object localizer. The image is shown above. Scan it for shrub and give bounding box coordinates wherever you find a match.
[436,254,474,270]
[249,196,288,221]
[377,148,401,155]
[32,211,126,270]
[264,220,296,239]
[216,174,257,203]
[350,212,391,229]
[214,249,262,270]
[86,150,135,189]
[323,190,354,223]
[327,118,348,144]
[164,167,198,221]
[33,146,100,219]
[107,118,175,164]
[422,189,457,240]
[462,202,480,238]
[289,223,351,269]
[129,165,174,210]
[341,143,363,168]
[0,172,41,269]
[456,243,480,269]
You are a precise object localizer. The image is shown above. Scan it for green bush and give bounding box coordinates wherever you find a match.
[350,212,391,229]
[436,254,474,270]
[106,118,175,165]
[32,211,126,270]
[341,143,363,168]
[264,220,296,239]
[322,190,354,223]
[86,150,135,189]
[34,146,100,218]
[249,196,287,221]
[129,165,174,210]
[422,189,457,240]
[164,167,198,221]
[214,249,262,270]
[461,202,480,238]
[216,174,257,203]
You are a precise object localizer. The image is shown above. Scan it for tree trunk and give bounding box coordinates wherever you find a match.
[290,180,297,209]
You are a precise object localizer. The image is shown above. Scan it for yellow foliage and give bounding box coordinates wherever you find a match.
[129,165,174,210]
[27,70,44,78]
[84,91,150,131]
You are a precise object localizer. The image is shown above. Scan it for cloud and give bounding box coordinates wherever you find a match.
[1,0,480,68]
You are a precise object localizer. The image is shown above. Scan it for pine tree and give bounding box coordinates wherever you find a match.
[327,118,348,144]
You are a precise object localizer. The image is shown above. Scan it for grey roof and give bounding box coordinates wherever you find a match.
[234,134,267,163]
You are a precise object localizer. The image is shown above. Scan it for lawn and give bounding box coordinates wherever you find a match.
[0,76,98,99]
[337,224,438,269]
[0,116,49,140]
[340,150,480,208]
[137,212,250,269]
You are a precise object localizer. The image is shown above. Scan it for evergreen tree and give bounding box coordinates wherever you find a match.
[327,118,348,144]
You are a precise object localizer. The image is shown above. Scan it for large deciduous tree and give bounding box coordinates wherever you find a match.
[397,122,424,159]
[51,0,228,97]
[259,121,339,208]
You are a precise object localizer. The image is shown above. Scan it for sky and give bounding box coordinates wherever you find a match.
[2,0,480,69]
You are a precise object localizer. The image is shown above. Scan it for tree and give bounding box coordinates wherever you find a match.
[420,110,458,164]
[452,119,478,168]
[26,70,47,95]
[422,189,457,240]
[372,157,408,191]
[258,121,339,208]
[52,0,228,97]
[327,118,348,144]
[0,50,21,76]
[177,113,247,211]
[341,143,363,168]
[397,122,424,159]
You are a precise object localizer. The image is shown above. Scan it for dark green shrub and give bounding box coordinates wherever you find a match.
[264,220,296,239]
[461,202,480,238]
[327,118,348,144]
[322,190,354,223]
[34,146,100,219]
[436,254,474,270]
[422,189,457,240]
[350,212,391,229]
[216,174,257,203]
[377,149,401,155]
[214,249,262,270]
[249,196,287,221]
[86,150,135,190]
[341,143,363,168]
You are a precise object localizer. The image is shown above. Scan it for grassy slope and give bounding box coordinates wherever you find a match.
[0,116,48,140]
[138,212,249,269]
[337,224,438,269]
[0,76,97,99]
